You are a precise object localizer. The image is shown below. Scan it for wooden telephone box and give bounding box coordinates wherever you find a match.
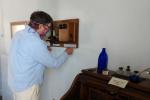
[45,18,79,48]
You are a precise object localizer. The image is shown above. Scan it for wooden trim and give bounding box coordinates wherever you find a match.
[10,21,28,38]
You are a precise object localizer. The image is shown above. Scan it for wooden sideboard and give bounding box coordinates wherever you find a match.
[61,68,150,100]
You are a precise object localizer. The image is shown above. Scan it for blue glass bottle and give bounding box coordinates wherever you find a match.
[97,48,108,73]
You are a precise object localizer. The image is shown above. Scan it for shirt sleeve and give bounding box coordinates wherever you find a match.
[28,37,69,68]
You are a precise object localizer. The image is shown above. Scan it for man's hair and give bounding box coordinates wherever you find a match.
[28,11,53,29]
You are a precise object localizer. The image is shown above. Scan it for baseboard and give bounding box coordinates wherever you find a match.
[0,89,1,98]
[0,89,2,96]
[0,96,1,99]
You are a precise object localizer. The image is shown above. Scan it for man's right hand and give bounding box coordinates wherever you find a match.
[65,48,74,55]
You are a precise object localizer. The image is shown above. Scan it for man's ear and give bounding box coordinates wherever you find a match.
[36,24,43,33]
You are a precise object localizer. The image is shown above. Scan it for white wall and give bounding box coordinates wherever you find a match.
[1,0,150,100]
[0,0,3,96]
[40,0,150,100]
[1,55,10,100]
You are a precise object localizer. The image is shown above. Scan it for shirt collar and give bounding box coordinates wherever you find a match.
[25,25,40,38]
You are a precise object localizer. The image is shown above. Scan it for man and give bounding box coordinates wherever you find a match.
[9,11,73,100]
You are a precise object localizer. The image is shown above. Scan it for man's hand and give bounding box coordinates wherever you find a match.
[47,46,52,51]
[65,48,73,55]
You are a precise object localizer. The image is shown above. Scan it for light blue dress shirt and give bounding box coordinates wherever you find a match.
[9,25,69,92]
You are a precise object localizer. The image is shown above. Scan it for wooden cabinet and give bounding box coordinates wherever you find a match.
[61,68,150,100]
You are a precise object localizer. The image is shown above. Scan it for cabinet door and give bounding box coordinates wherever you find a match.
[88,88,114,100]
[118,91,150,100]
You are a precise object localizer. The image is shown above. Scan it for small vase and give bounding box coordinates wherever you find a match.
[97,48,108,73]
